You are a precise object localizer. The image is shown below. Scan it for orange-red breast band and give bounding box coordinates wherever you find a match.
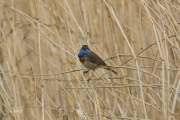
[80,56,86,63]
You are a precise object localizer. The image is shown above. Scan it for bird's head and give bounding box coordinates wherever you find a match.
[81,45,90,51]
[78,45,90,59]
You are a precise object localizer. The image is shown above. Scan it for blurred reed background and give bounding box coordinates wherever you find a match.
[0,0,180,120]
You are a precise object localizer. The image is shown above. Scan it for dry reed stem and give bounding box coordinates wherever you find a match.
[35,0,44,120]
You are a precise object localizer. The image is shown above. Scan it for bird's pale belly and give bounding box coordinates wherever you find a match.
[79,55,103,70]
[83,61,98,70]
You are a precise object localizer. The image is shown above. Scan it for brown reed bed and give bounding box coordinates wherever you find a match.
[0,0,180,120]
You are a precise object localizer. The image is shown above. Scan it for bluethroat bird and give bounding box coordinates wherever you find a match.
[78,45,118,82]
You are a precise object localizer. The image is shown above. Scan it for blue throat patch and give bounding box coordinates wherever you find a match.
[78,49,89,59]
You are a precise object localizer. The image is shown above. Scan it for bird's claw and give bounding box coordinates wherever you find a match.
[87,77,91,83]
[83,70,89,76]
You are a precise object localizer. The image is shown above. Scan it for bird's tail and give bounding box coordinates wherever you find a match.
[111,69,118,74]
[105,67,118,74]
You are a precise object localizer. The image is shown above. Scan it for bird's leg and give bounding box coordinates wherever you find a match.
[83,70,90,76]
[87,70,95,83]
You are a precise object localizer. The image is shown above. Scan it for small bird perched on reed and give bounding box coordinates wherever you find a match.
[78,45,117,82]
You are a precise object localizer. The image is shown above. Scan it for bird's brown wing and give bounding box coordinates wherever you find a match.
[85,51,107,66]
